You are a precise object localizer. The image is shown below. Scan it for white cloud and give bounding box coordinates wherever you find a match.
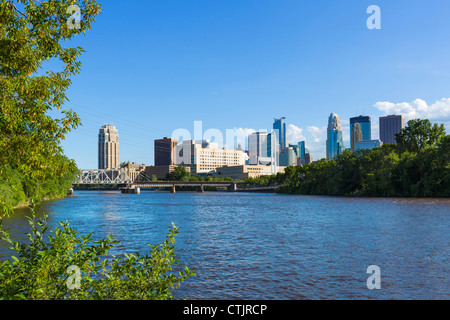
[306,126,327,143]
[374,98,450,121]
[287,124,306,145]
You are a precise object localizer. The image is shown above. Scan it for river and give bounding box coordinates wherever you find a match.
[1,191,449,299]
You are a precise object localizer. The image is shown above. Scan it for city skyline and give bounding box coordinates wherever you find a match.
[58,1,450,168]
[94,112,407,170]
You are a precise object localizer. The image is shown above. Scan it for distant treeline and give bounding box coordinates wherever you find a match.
[277,119,450,197]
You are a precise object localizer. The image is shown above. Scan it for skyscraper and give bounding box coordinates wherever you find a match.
[351,123,363,151]
[273,117,287,150]
[379,115,405,144]
[326,113,344,160]
[248,132,269,165]
[98,124,119,169]
[350,115,371,149]
[267,132,280,174]
[154,137,178,166]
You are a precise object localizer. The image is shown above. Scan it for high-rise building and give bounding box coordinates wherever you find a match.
[290,141,306,160]
[267,132,281,174]
[304,153,313,164]
[351,123,363,151]
[326,113,345,160]
[248,132,270,165]
[273,117,287,150]
[350,116,371,147]
[98,124,119,169]
[154,137,178,166]
[379,115,405,144]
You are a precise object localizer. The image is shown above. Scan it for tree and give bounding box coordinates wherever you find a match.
[1,0,102,214]
[396,119,446,154]
[166,166,190,181]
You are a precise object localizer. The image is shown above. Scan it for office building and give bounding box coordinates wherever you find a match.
[326,113,345,160]
[155,137,178,166]
[267,132,280,174]
[98,124,119,169]
[355,140,383,151]
[350,115,371,148]
[304,153,313,165]
[273,117,287,150]
[121,161,146,182]
[351,123,363,151]
[175,140,248,174]
[248,132,270,165]
[379,115,405,144]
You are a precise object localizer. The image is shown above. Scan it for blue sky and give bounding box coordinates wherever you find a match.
[57,0,450,168]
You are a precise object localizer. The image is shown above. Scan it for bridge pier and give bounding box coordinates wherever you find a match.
[227,183,237,192]
[196,185,205,193]
[67,188,74,196]
[170,186,176,194]
[122,187,140,194]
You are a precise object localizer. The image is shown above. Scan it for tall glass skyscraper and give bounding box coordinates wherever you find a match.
[326,113,344,160]
[273,117,287,150]
[350,115,371,150]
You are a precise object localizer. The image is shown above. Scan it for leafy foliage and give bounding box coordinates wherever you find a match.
[166,166,191,181]
[0,206,195,300]
[0,0,102,215]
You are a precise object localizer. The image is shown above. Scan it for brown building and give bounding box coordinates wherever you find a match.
[121,161,146,182]
[379,115,405,144]
[154,137,178,166]
[304,153,313,164]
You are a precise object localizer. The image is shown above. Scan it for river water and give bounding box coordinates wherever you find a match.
[1,191,449,300]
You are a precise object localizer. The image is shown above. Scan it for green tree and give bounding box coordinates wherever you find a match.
[166,166,191,181]
[0,0,102,214]
[396,119,446,154]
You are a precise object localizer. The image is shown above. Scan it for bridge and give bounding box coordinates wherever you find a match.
[73,169,256,194]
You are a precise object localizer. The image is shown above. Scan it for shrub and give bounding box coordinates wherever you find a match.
[0,207,195,300]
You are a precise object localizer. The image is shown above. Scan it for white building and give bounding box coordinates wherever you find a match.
[175,140,248,174]
[248,132,270,165]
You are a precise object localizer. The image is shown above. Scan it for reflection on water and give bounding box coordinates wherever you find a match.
[1,191,449,300]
